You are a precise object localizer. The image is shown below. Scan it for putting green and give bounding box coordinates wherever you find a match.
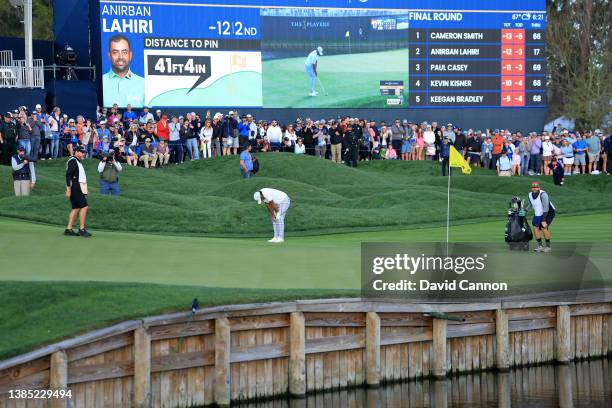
[1,212,610,290]
[262,49,408,108]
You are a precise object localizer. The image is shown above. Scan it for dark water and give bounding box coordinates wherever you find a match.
[237,359,612,407]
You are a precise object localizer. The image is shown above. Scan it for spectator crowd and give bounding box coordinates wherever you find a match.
[1,103,611,179]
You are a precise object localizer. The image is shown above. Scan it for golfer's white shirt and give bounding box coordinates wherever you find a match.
[261,188,289,204]
[305,50,319,67]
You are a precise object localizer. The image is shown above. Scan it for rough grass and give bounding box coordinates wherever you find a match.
[0,154,610,236]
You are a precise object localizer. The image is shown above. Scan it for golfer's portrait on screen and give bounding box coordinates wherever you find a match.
[102,34,145,107]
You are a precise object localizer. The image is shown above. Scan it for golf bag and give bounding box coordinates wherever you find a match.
[504,196,533,250]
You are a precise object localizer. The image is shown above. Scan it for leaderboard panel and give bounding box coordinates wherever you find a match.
[408,13,547,108]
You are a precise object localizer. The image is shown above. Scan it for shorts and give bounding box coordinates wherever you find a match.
[469,153,481,164]
[588,152,599,163]
[222,138,230,148]
[70,183,88,209]
[562,157,574,165]
[401,142,411,154]
[532,210,555,228]
[232,135,240,148]
[574,154,586,166]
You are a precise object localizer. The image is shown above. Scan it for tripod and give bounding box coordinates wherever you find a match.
[63,66,78,80]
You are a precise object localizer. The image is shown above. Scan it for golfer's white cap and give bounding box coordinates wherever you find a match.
[253,191,262,204]
[35,104,41,109]
[317,46,323,55]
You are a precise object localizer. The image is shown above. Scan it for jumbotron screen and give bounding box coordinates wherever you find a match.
[99,0,547,109]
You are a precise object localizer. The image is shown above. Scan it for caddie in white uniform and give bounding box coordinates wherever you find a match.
[253,188,291,243]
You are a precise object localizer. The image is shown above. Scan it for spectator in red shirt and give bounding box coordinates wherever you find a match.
[156,114,170,141]
[491,131,505,170]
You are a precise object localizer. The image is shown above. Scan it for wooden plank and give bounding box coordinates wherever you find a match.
[263,330,273,397]
[447,323,496,338]
[0,358,49,388]
[569,302,612,317]
[556,306,570,363]
[230,314,290,332]
[0,370,49,395]
[486,335,495,369]
[432,319,447,378]
[230,342,289,363]
[365,312,380,387]
[214,317,231,407]
[380,327,433,346]
[496,310,509,371]
[67,360,133,384]
[505,307,556,321]
[0,320,141,373]
[66,332,133,363]
[150,350,214,373]
[304,312,365,327]
[289,312,305,397]
[149,320,214,341]
[133,327,150,407]
[306,334,365,355]
[602,314,610,353]
[379,313,432,327]
[508,318,556,333]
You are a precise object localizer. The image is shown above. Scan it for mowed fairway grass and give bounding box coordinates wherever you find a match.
[262,49,408,108]
[0,154,611,358]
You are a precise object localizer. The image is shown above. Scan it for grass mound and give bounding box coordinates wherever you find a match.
[0,154,610,236]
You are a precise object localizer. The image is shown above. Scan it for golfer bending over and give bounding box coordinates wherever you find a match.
[254,188,291,243]
[525,181,556,252]
[305,46,323,97]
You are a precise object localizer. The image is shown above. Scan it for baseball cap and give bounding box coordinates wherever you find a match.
[35,104,42,109]
[17,145,25,151]
[253,191,262,204]
[531,181,540,188]
[75,146,86,153]
[229,111,234,115]
[317,46,323,55]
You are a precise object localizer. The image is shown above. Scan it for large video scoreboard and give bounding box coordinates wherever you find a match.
[406,12,546,108]
[99,0,546,109]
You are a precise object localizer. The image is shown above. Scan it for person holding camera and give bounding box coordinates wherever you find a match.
[11,145,36,196]
[97,149,123,196]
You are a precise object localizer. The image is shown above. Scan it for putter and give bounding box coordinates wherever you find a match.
[316,77,328,96]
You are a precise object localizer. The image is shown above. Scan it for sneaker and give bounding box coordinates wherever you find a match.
[268,237,278,243]
[78,228,92,237]
[534,245,544,252]
[274,238,285,243]
[309,91,318,97]
[543,246,552,253]
[64,228,78,236]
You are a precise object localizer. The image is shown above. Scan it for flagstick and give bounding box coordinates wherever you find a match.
[446,159,451,257]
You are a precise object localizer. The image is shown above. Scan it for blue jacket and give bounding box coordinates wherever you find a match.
[238,122,250,137]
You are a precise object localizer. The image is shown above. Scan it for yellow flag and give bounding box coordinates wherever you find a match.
[449,145,472,174]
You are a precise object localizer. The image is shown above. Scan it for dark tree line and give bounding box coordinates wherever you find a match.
[546,0,611,131]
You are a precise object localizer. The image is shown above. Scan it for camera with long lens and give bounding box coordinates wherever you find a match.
[101,150,115,161]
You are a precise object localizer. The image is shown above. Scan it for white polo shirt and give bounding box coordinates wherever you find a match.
[305,50,319,67]
[261,188,289,204]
